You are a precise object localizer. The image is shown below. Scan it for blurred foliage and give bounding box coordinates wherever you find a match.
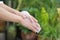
[56,0,60,8]
[7,24,16,40]
[4,0,60,40]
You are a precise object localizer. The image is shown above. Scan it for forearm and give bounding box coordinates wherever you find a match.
[0,3,20,15]
[0,3,32,18]
[0,7,22,23]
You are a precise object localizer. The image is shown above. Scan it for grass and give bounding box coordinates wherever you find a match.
[57,8,60,40]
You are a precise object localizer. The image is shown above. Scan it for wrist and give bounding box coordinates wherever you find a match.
[17,16,23,24]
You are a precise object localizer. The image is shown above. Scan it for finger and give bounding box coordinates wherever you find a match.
[35,23,41,32]
[21,18,38,33]
[36,23,41,28]
[31,20,41,32]
[32,22,41,33]
[31,16,38,22]
[27,16,34,23]
[26,16,37,23]
[25,19,38,33]
[32,22,39,31]
[25,18,41,33]
[27,24,38,33]
[27,19,41,33]
[31,23,41,33]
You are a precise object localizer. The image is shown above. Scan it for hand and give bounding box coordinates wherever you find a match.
[20,11,38,23]
[19,11,41,33]
[19,18,41,33]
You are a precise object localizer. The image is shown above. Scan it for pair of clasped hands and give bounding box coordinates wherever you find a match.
[0,2,41,33]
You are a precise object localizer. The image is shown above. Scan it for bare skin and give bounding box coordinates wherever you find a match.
[0,3,41,33]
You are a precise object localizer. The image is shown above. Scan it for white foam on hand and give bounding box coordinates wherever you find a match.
[0,1,3,4]
[21,11,30,16]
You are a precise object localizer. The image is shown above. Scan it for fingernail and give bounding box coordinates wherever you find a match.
[36,28,41,33]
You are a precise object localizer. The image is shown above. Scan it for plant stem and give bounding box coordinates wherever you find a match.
[16,0,22,10]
